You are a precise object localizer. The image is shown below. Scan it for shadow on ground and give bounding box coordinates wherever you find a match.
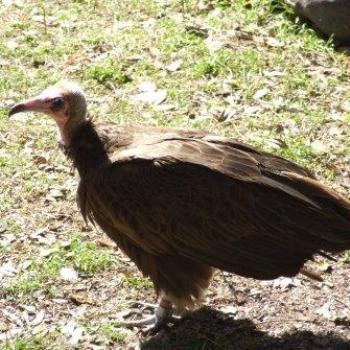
[272,0,350,50]
[139,307,349,350]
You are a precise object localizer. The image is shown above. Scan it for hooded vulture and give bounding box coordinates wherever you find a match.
[9,81,350,332]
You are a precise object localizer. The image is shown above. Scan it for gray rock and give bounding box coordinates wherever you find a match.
[295,0,350,43]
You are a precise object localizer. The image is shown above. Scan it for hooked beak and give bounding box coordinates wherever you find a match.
[9,96,47,116]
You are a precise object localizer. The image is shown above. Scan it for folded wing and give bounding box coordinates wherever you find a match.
[84,135,350,280]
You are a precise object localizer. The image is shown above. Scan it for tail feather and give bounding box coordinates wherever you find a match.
[261,170,350,251]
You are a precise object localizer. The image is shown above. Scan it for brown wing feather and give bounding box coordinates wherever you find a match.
[95,122,208,151]
[81,135,350,282]
[103,125,314,179]
[201,135,315,178]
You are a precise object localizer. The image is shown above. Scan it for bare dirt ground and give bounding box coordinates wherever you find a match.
[141,262,350,349]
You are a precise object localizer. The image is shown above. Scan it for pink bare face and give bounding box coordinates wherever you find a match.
[9,86,78,145]
[9,88,69,125]
[9,82,87,145]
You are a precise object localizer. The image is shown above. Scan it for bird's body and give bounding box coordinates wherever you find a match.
[67,119,350,308]
[10,81,350,330]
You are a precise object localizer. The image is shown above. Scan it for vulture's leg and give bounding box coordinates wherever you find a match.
[118,297,178,333]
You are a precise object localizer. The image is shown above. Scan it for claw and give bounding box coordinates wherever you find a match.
[117,298,178,334]
[117,314,157,328]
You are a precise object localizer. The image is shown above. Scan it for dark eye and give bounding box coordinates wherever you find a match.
[51,97,64,111]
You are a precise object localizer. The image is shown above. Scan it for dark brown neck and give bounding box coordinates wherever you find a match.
[66,119,110,176]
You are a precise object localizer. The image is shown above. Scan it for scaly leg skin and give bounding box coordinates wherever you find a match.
[118,298,178,334]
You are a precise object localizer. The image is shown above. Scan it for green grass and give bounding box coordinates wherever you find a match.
[55,235,115,275]
[193,48,266,80]
[5,278,42,296]
[86,60,132,86]
[1,0,350,348]
[124,276,153,290]
[99,321,129,343]
[78,319,130,346]
[4,235,115,299]
[1,334,57,350]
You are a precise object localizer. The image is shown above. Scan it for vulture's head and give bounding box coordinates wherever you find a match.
[9,81,87,145]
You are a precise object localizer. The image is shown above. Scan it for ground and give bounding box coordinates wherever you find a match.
[1,0,350,349]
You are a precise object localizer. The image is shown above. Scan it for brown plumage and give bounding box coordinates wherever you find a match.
[71,121,350,305]
[9,82,350,328]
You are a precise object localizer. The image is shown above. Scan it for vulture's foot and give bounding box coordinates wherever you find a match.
[118,298,178,334]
